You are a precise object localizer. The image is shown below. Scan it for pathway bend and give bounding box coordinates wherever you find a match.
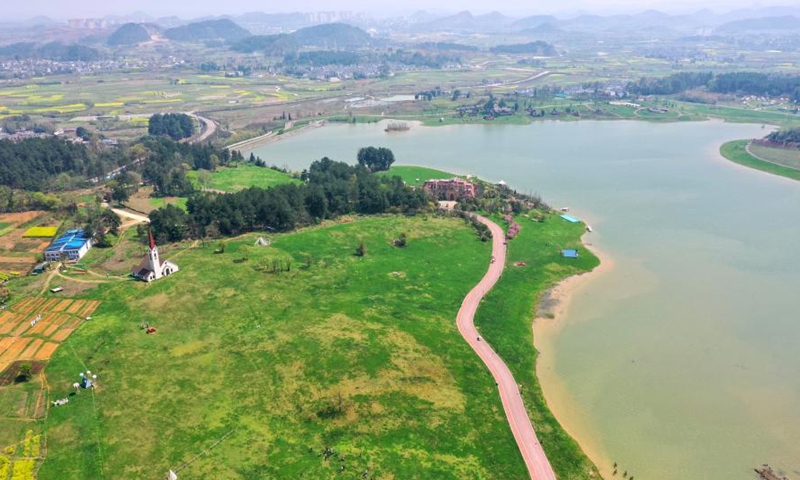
[457,215,556,480]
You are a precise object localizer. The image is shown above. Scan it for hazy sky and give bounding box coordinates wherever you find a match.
[9,0,794,20]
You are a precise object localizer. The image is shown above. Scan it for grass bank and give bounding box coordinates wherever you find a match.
[474,213,602,480]
[37,216,536,479]
[378,165,459,187]
[186,164,300,193]
[720,140,800,182]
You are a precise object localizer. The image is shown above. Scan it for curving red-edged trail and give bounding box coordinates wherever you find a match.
[456,215,557,480]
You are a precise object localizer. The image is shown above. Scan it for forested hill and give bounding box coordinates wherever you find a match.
[290,23,373,48]
[0,138,117,191]
[165,19,251,43]
[108,23,152,46]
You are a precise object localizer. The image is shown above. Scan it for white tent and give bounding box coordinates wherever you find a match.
[254,237,271,247]
[168,471,178,480]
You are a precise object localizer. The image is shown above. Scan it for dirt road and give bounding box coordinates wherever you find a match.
[456,215,556,480]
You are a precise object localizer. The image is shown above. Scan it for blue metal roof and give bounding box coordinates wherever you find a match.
[560,214,580,223]
[46,229,90,253]
[562,249,579,258]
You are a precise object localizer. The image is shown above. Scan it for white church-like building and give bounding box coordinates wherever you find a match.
[131,231,179,282]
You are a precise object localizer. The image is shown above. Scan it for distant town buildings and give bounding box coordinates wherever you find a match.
[423,178,478,201]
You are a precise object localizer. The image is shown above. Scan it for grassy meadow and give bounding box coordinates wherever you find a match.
[474,213,601,480]
[378,166,458,187]
[720,140,800,182]
[36,215,542,480]
[187,164,300,193]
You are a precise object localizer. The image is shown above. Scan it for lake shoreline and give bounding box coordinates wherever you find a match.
[533,239,616,479]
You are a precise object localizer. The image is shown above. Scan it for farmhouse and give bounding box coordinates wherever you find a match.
[423,178,478,201]
[44,229,93,263]
[131,231,179,282]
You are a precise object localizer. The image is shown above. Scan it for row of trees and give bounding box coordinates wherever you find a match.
[148,113,195,141]
[148,157,429,243]
[766,128,800,147]
[628,72,714,95]
[356,147,395,172]
[630,71,800,101]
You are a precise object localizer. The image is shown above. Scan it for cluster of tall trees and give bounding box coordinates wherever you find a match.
[356,147,395,172]
[148,113,195,141]
[630,71,799,101]
[766,128,800,147]
[0,137,119,191]
[629,72,714,95]
[147,157,429,243]
[82,205,121,247]
[709,72,800,100]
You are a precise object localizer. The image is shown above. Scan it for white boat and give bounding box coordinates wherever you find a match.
[586,226,594,233]
[560,207,570,212]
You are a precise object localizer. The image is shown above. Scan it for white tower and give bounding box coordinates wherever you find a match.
[148,230,162,280]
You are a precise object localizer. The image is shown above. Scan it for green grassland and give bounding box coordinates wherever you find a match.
[475,213,601,480]
[186,164,300,192]
[720,140,800,182]
[148,196,189,211]
[37,216,547,479]
[378,166,457,186]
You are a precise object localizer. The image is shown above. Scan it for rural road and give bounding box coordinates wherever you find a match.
[108,206,149,229]
[190,114,217,143]
[456,215,556,480]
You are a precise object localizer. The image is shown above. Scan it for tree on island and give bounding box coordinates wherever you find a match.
[357,146,395,172]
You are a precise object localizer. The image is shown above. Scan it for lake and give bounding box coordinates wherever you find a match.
[248,119,800,480]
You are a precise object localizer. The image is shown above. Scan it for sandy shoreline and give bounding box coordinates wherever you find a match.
[533,238,617,479]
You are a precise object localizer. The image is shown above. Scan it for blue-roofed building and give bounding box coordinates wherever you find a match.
[44,229,93,263]
[561,249,579,259]
[560,214,581,223]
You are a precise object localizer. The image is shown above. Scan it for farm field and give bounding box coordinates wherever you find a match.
[0,212,59,277]
[187,164,300,192]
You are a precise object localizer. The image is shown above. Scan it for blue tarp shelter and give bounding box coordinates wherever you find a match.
[560,214,580,223]
[561,249,579,258]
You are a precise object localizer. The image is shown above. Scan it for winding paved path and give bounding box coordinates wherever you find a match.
[457,215,556,480]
